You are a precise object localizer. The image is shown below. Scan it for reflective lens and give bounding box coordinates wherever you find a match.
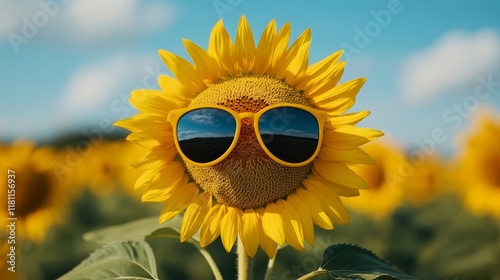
[177,108,236,163]
[258,107,319,163]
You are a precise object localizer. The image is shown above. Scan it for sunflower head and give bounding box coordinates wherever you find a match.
[116,15,382,258]
[0,141,70,243]
[453,115,500,218]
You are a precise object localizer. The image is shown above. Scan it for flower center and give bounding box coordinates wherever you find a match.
[185,76,312,209]
[483,154,500,187]
[16,166,52,217]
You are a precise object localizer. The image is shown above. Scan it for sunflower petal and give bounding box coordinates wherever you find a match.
[199,204,221,247]
[268,22,291,76]
[220,206,241,252]
[130,89,182,114]
[235,15,255,73]
[327,111,370,126]
[295,188,333,230]
[276,199,304,251]
[208,19,235,76]
[295,50,343,92]
[158,50,206,93]
[261,202,285,245]
[114,113,169,133]
[254,20,277,75]
[313,159,369,189]
[131,146,177,170]
[317,146,375,165]
[282,28,311,84]
[180,192,211,242]
[303,177,351,225]
[240,209,260,257]
[159,183,198,223]
[312,78,366,104]
[158,74,197,100]
[322,126,384,150]
[303,62,346,98]
[256,208,278,259]
[183,38,222,83]
[287,193,315,246]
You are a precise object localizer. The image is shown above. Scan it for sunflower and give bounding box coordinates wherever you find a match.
[115,15,382,258]
[343,141,404,219]
[78,140,144,198]
[453,115,500,219]
[0,141,70,243]
[401,155,447,206]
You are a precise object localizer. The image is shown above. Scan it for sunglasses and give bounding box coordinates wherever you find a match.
[167,103,328,167]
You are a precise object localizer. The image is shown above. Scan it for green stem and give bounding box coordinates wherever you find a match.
[297,269,329,280]
[237,237,252,280]
[263,254,276,280]
[195,244,223,280]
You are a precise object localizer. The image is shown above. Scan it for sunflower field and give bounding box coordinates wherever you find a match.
[2,2,500,280]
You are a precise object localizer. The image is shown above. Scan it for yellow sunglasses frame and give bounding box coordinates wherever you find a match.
[167,103,328,167]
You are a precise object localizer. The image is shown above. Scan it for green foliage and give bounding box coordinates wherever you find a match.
[319,244,416,280]
[83,216,182,244]
[58,240,158,280]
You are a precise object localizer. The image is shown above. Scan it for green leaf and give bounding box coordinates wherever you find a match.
[319,244,416,280]
[83,215,183,244]
[58,240,158,280]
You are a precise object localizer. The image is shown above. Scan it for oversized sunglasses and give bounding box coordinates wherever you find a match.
[167,103,328,167]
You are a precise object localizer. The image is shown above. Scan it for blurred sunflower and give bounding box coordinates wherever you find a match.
[116,16,382,258]
[343,141,404,219]
[0,141,70,243]
[401,155,447,206]
[79,140,143,198]
[454,115,500,218]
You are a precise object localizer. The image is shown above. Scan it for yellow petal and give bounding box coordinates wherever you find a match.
[295,188,333,230]
[114,113,170,133]
[130,89,182,114]
[282,28,311,84]
[239,209,260,257]
[275,199,304,251]
[140,163,188,201]
[126,131,171,149]
[322,126,384,150]
[158,50,206,93]
[317,146,375,165]
[327,111,370,126]
[261,202,285,245]
[256,208,278,259]
[311,168,360,197]
[131,146,177,170]
[235,15,255,73]
[303,62,346,98]
[180,192,211,242]
[158,74,197,100]
[295,50,343,92]
[208,19,235,76]
[268,22,291,76]
[254,20,277,75]
[159,183,198,223]
[287,193,315,246]
[220,206,241,252]
[199,204,221,247]
[183,38,222,83]
[312,78,366,104]
[199,203,226,247]
[305,182,350,226]
[313,159,369,189]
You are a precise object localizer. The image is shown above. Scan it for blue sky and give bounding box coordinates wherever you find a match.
[1,0,499,156]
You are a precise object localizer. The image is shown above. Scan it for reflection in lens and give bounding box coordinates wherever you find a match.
[258,107,319,163]
[177,108,236,163]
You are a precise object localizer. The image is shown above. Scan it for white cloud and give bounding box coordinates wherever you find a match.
[56,53,157,121]
[399,30,500,104]
[0,0,177,45]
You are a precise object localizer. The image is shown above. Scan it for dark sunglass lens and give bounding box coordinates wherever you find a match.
[177,108,236,163]
[258,107,319,163]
